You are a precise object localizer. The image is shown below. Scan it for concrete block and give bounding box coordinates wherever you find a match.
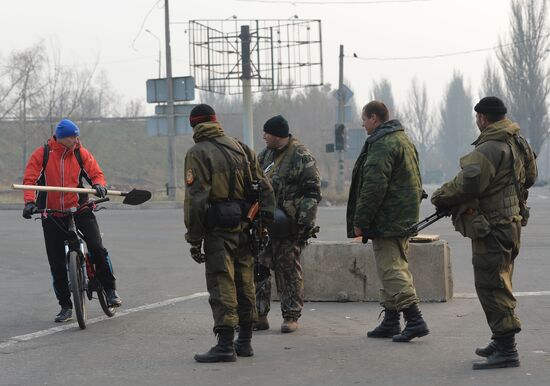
[272,239,453,303]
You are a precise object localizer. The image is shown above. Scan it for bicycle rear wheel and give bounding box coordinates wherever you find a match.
[97,285,117,317]
[68,251,87,329]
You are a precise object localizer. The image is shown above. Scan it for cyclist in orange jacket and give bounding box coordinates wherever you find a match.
[22,118,121,323]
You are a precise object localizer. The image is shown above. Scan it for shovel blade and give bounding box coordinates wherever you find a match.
[122,189,152,205]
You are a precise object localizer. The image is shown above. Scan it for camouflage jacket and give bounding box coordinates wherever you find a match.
[346,119,423,238]
[258,135,321,233]
[184,121,275,243]
[431,119,537,226]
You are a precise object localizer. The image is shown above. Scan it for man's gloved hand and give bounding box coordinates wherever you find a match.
[435,206,454,217]
[22,202,37,219]
[361,228,369,244]
[190,241,206,264]
[297,225,319,246]
[92,184,107,198]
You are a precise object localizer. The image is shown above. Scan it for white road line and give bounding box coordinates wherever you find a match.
[454,291,550,299]
[0,292,209,350]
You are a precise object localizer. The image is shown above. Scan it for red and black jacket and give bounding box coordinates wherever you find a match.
[23,137,106,211]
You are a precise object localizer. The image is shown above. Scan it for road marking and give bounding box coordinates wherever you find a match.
[454,291,550,299]
[0,292,209,350]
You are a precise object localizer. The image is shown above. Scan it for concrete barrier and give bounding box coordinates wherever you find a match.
[273,239,453,302]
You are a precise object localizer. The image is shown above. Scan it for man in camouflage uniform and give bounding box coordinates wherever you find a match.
[184,104,275,362]
[255,115,321,333]
[432,97,537,370]
[347,101,429,343]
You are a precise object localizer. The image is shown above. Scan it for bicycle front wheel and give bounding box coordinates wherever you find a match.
[68,251,88,329]
[97,285,117,317]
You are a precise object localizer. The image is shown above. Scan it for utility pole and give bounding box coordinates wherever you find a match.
[336,44,346,192]
[164,0,177,200]
[240,25,254,148]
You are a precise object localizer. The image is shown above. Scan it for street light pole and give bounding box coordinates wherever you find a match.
[164,0,177,200]
[145,29,162,78]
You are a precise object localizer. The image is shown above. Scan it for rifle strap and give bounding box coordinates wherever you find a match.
[264,143,293,179]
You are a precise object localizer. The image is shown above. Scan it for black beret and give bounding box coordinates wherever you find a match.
[474,97,507,115]
[189,104,216,127]
[263,115,289,138]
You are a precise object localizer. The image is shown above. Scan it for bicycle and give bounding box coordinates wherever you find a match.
[33,197,116,329]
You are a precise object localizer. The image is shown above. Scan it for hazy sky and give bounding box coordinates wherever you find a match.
[0,0,514,115]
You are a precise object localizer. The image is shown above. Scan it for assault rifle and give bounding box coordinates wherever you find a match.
[246,181,271,283]
[406,210,451,237]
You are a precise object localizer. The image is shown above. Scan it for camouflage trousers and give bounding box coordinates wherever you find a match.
[204,228,257,330]
[472,221,522,338]
[255,238,304,321]
[372,237,419,311]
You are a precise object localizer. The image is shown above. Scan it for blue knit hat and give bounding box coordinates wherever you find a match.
[55,119,80,139]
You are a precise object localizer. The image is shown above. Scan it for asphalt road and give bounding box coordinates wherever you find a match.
[1,186,549,385]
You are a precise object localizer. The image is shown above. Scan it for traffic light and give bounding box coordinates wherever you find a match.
[335,123,346,151]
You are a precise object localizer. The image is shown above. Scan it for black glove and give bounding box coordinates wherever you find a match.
[190,241,206,264]
[435,206,453,217]
[22,202,37,219]
[361,228,369,244]
[92,184,107,198]
[297,225,319,246]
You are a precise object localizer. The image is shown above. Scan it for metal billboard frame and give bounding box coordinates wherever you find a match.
[188,19,323,95]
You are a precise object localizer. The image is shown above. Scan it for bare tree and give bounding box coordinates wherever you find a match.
[370,78,398,117]
[480,59,506,100]
[403,78,435,176]
[437,72,477,178]
[1,41,119,171]
[124,98,146,118]
[0,44,47,171]
[497,0,550,154]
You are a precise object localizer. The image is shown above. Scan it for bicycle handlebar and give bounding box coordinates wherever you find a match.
[33,197,110,216]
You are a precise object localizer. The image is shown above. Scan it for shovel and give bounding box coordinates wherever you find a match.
[12,184,152,206]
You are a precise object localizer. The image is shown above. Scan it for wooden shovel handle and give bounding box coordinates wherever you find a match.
[12,184,126,196]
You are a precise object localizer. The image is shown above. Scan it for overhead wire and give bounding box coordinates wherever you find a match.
[236,0,431,4]
[349,32,550,61]
[130,0,164,51]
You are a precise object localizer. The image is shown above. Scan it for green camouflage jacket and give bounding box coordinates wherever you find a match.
[431,119,537,226]
[346,119,423,238]
[184,121,275,243]
[258,135,321,233]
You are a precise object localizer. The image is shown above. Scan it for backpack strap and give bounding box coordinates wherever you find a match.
[73,147,92,186]
[42,143,49,170]
[41,144,85,173]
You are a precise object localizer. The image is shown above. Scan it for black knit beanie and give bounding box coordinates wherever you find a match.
[263,115,289,138]
[474,97,507,115]
[189,104,217,127]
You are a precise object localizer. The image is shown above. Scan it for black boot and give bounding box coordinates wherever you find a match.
[473,336,520,370]
[392,304,429,342]
[194,327,237,363]
[475,340,497,357]
[234,324,254,357]
[367,309,401,338]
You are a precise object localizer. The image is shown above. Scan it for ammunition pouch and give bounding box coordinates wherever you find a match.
[267,208,293,239]
[452,200,492,240]
[207,200,247,229]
